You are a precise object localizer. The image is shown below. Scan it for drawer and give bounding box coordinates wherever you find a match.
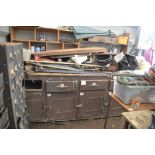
[0,108,9,129]
[80,79,108,91]
[46,80,78,92]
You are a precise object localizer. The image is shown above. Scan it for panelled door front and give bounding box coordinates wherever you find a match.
[26,92,43,122]
[77,91,107,119]
[46,92,77,121]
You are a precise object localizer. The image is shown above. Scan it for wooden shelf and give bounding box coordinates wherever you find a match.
[59,29,75,42]
[46,42,62,50]
[10,26,78,51]
[10,26,36,41]
[36,27,58,42]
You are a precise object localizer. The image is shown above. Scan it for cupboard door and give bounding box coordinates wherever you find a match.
[78,91,107,119]
[26,92,43,122]
[46,92,77,121]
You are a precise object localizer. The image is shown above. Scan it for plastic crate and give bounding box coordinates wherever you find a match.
[113,77,155,104]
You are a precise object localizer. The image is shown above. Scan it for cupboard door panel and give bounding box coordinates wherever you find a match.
[46,93,77,121]
[78,91,107,119]
[26,92,43,122]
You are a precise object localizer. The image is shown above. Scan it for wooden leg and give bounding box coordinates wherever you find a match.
[124,120,130,129]
[104,117,108,129]
[104,93,112,129]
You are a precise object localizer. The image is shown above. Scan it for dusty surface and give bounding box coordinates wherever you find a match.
[106,116,126,129]
[122,110,152,129]
[30,118,106,129]
[29,117,125,129]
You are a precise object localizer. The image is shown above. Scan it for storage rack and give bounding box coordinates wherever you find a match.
[0,73,9,128]
[10,26,80,51]
[0,42,28,128]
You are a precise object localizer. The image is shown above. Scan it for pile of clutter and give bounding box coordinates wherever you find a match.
[26,47,109,74]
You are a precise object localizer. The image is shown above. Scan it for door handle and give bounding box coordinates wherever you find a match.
[89,82,99,87]
[76,104,83,108]
[56,84,68,88]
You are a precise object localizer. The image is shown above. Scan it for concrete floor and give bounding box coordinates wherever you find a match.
[29,117,125,129]
[30,118,106,129]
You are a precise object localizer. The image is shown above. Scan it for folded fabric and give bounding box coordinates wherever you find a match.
[144,48,154,65]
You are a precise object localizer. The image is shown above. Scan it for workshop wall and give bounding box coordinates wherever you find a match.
[0,26,140,53]
[92,26,140,53]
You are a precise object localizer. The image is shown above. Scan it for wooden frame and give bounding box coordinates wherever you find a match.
[10,26,80,50]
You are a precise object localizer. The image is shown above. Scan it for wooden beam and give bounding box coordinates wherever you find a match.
[33,47,107,56]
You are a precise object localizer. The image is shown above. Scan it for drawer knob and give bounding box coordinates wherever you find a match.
[76,104,83,108]
[56,84,67,88]
[90,83,99,87]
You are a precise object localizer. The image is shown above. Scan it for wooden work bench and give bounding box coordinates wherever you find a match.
[122,110,153,129]
[25,70,110,123]
[108,92,155,112]
[104,92,155,129]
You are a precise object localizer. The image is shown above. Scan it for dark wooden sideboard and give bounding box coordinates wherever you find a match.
[25,73,110,122]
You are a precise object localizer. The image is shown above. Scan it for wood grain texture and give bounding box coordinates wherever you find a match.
[33,47,107,56]
[110,93,155,112]
[122,110,152,129]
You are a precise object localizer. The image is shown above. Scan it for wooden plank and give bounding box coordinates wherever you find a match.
[25,70,105,77]
[10,27,15,41]
[61,42,64,49]
[57,29,60,42]
[36,27,58,32]
[34,28,36,40]
[27,60,102,67]
[0,42,22,46]
[33,47,107,56]
[122,110,152,129]
[88,36,117,44]
[34,63,80,71]
[11,26,37,31]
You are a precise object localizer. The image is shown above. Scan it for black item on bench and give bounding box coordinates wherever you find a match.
[118,54,138,70]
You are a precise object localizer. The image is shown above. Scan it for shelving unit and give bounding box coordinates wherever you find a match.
[10,26,79,51]
[10,26,129,53]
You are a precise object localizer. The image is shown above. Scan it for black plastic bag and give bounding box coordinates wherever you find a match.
[118,54,138,70]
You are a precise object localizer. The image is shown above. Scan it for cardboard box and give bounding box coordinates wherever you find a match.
[117,36,129,45]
